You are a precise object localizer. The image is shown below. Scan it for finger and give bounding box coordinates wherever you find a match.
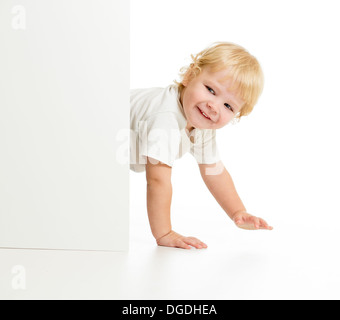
[262,224,274,230]
[184,237,202,249]
[255,217,262,229]
[191,237,208,248]
[259,218,273,230]
[175,239,191,250]
[258,218,268,229]
[184,237,207,249]
[248,216,260,229]
[234,217,244,226]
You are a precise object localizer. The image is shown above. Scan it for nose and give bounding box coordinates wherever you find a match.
[207,102,218,115]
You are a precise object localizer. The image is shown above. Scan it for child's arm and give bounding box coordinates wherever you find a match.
[145,157,208,249]
[199,161,273,230]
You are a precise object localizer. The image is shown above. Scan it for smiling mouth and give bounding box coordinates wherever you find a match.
[198,107,211,120]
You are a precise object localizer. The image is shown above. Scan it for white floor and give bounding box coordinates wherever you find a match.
[1,167,340,300]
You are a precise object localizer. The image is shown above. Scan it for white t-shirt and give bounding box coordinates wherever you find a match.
[130,84,220,172]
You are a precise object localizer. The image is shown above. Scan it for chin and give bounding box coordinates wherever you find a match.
[190,120,203,130]
[193,124,210,130]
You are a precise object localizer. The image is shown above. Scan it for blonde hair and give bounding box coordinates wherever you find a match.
[176,42,264,119]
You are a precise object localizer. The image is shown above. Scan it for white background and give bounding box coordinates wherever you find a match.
[130,0,340,299]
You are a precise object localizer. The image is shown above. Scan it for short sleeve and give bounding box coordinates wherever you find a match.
[137,112,182,167]
[189,129,220,164]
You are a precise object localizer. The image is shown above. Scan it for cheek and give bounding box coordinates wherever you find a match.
[219,111,234,125]
[186,87,207,105]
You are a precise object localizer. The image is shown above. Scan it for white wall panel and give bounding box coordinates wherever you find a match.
[0,0,129,251]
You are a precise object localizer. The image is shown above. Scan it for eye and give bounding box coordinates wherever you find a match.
[224,103,234,112]
[205,86,215,95]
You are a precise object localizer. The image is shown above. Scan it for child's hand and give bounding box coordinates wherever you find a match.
[156,230,208,250]
[233,212,273,230]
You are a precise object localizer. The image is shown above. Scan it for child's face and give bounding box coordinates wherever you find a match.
[180,67,244,131]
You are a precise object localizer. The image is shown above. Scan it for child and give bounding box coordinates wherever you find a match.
[130,42,273,249]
